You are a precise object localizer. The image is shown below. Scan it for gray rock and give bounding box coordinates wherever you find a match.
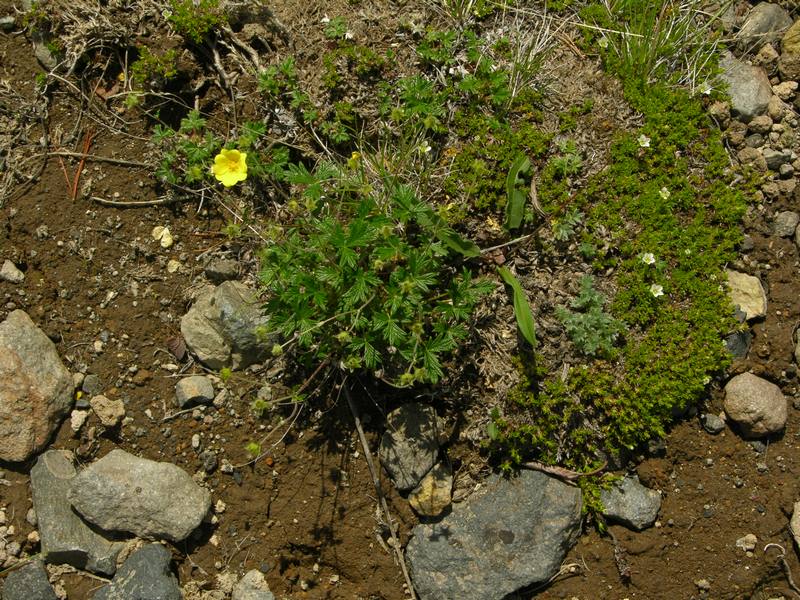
[763,147,793,170]
[82,374,103,397]
[0,260,24,283]
[92,544,180,600]
[600,475,661,531]
[180,281,271,370]
[725,329,752,359]
[748,114,773,134]
[68,449,211,542]
[406,470,582,600]
[737,146,768,171]
[726,270,767,321]
[1,560,57,600]
[720,52,773,121]
[736,3,793,48]
[379,404,442,492]
[231,570,275,600]
[0,310,73,462]
[702,413,726,435]
[774,210,800,236]
[204,258,239,283]
[724,372,787,438]
[0,16,15,33]
[30,450,122,576]
[175,375,215,408]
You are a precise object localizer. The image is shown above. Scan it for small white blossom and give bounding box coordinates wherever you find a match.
[344,31,355,40]
[699,81,712,96]
[598,37,609,49]
[641,252,656,265]
[702,375,711,385]
[419,141,432,154]
[659,187,670,200]
[320,15,330,23]
[649,283,664,298]
[684,248,692,255]
[638,134,650,148]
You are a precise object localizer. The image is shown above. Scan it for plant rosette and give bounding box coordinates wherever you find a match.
[212,148,248,187]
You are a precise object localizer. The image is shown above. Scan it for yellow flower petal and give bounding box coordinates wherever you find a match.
[212,149,248,187]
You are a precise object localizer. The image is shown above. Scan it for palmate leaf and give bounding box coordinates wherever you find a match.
[497,266,537,347]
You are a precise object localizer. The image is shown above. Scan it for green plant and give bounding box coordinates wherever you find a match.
[556,275,624,357]
[219,367,232,383]
[552,206,583,241]
[131,47,179,89]
[259,159,492,386]
[244,441,261,458]
[324,16,348,40]
[168,0,226,44]
[251,398,270,418]
[551,139,583,179]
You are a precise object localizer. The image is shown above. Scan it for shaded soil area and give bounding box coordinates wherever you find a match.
[3,0,800,599]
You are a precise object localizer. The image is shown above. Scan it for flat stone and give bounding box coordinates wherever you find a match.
[93,544,180,600]
[600,474,661,531]
[720,52,773,121]
[749,114,773,134]
[231,569,275,600]
[737,146,768,171]
[780,19,800,80]
[763,147,793,170]
[204,258,239,283]
[1,560,58,600]
[774,210,800,236]
[408,462,452,518]
[790,501,800,550]
[379,404,443,492]
[89,395,125,428]
[175,375,215,408]
[736,3,793,48]
[0,310,73,462]
[68,449,211,542]
[30,450,122,576]
[724,372,787,438]
[406,470,582,600]
[180,281,271,370]
[726,270,767,321]
[725,329,752,359]
[0,259,24,283]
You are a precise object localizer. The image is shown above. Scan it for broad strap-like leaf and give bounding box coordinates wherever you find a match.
[497,266,537,347]
[504,155,531,231]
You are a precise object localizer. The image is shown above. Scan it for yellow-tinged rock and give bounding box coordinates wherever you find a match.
[408,462,452,518]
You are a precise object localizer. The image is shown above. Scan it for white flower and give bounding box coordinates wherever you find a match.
[649,283,664,298]
[638,134,650,148]
[344,31,355,40]
[659,187,670,200]
[320,15,330,24]
[699,81,712,96]
[684,248,692,255]
[419,141,432,154]
[641,252,656,265]
[702,375,711,385]
[598,37,609,49]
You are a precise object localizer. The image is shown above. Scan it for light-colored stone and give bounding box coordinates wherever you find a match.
[726,270,767,321]
[0,310,73,462]
[749,114,773,134]
[790,502,800,549]
[737,146,768,171]
[780,19,800,80]
[724,373,787,438]
[773,80,798,100]
[737,3,793,48]
[89,395,125,427]
[232,569,275,600]
[67,449,212,542]
[0,260,24,283]
[180,281,271,370]
[600,475,661,531]
[408,462,453,518]
[720,52,773,121]
[767,95,788,120]
[175,375,215,408]
[774,211,800,237]
[70,410,88,433]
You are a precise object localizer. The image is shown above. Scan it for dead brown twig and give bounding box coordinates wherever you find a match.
[58,129,95,200]
[520,459,607,483]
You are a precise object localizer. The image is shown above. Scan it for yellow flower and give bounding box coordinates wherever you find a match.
[212,149,248,187]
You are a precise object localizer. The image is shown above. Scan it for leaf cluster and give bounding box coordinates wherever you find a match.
[167,0,226,44]
[556,275,623,358]
[260,162,493,386]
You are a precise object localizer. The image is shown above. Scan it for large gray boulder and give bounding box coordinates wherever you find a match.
[379,404,443,492]
[31,450,123,575]
[600,474,661,531]
[1,560,58,600]
[180,281,271,370]
[736,2,793,48]
[0,310,73,462]
[724,373,787,438]
[406,470,582,600]
[92,544,180,600]
[719,52,773,122]
[67,449,211,542]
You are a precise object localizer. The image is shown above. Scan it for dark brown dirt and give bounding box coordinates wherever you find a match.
[3,1,800,599]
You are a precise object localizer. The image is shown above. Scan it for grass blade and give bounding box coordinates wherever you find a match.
[497,266,537,346]
[504,155,531,231]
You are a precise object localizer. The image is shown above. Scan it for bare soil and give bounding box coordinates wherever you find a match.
[3,1,800,599]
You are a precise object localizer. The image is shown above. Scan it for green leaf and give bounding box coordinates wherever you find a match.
[436,227,482,258]
[504,155,531,231]
[497,266,537,347]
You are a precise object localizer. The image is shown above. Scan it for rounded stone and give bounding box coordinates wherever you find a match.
[723,373,787,438]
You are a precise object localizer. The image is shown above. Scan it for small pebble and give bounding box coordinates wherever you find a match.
[191,434,201,450]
